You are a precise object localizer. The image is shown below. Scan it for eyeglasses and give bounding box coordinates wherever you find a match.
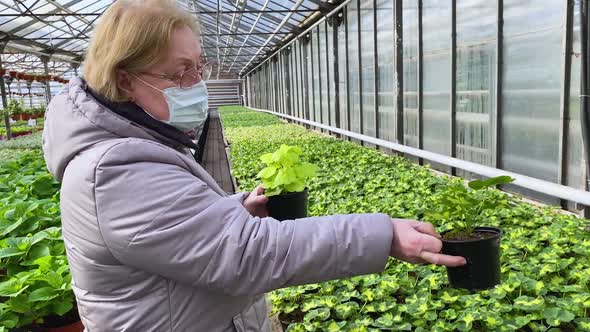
[140,62,213,89]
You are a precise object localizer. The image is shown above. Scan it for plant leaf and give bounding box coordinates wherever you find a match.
[543,308,575,326]
[513,296,545,312]
[0,247,26,259]
[28,286,59,302]
[468,176,514,190]
[0,278,28,297]
[28,243,51,261]
[257,166,277,179]
[52,300,74,316]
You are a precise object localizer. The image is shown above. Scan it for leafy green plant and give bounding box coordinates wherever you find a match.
[22,107,46,117]
[0,227,63,277]
[219,109,281,128]
[0,150,72,331]
[0,126,34,137]
[0,133,42,151]
[0,254,74,329]
[424,176,514,237]
[256,144,319,196]
[4,100,23,118]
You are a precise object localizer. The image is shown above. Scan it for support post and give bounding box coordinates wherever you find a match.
[417,0,424,163]
[330,13,343,136]
[357,0,363,138]
[373,0,379,142]
[558,0,574,209]
[450,0,457,176]
[580,0,590,218]
[27,80,33,108]
[325,21,332,129]
[40,56,52,104]
[17,80,23,105]
[0,59,11,140]
[344,7,351,136]
[317,26,323,127]
[494,0,504,170]
[395,0,404,144]
[0,41,12,140]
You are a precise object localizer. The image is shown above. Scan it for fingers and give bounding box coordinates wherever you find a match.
[254,185,265,196]
[418,233,443,253]
[255,194,269,204]
[419,251,467,267]
[412,221,441,239]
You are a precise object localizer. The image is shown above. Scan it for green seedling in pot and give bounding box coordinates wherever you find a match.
[257,144,319,197]
[425,175,515,290]
[427,175,515,240]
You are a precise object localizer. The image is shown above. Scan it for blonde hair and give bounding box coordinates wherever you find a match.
[83,0,200,102]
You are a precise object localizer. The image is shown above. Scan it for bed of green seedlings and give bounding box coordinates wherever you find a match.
[218,105,282,128]
[0,132,42,151]
[219,106,590,332]
[0,149,75,331]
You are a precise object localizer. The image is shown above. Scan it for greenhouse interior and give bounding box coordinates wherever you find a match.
[0,0,590,331]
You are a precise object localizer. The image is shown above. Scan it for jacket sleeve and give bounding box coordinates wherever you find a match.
[230,191,249,203]
[94,142,393,296]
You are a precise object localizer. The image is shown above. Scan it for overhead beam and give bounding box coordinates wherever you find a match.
[4,41,80,63]
[46,0,93,25]
[212,2,303,31]
[240,0,306,75]
[199,16,283,42]
[0,32,80,59]
[8,0,86,35]
[227,0,271,72]
[201,32,291,36]
[197,9,317,14]
[51,1,109,48]
[0,13,101,17]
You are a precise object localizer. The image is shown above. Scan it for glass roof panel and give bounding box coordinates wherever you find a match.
[1,0,331,79]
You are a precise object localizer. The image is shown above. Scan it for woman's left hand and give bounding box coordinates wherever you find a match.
[243,185,269,218]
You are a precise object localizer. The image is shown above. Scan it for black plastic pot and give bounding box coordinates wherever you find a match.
[267,189,308,221]
[13,308,84,332]
[441,227,502,290]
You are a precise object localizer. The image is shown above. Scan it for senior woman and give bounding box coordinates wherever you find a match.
[42,0,465,331]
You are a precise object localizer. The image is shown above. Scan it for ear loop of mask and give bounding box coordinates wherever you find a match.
[132,74,166,93]
[130,74,168,122]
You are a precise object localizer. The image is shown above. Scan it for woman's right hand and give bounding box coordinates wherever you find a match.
[243,185,269,218]
[389,219,467,267]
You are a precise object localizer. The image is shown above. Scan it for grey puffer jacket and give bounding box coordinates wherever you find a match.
[42,77,394,332]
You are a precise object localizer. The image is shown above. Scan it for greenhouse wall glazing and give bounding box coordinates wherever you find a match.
[245,0,585,210]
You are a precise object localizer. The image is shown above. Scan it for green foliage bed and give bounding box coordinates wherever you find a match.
[0,133,42,152]
[219,105,590,332]
[0,150,73,331]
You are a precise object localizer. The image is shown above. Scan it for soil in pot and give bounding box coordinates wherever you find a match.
[42,309,84,332]
[267,189,308,221]
[441,227,502,290]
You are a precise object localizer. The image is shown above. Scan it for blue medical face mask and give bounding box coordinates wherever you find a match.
[137,78,209,132]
